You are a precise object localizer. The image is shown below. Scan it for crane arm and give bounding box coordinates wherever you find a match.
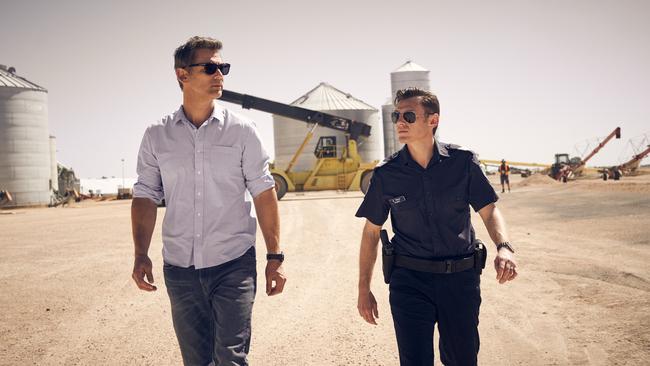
[618,145,650,171]
[220,89,371,141]
[579,127,621,166]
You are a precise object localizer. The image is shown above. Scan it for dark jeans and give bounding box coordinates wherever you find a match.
[164,246,257,366]
[389,267,481,366]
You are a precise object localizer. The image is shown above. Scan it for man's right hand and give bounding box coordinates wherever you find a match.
[132,255,157,291]
[357,289,379,325]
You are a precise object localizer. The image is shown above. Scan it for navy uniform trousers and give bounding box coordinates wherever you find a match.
[389,266,481,366]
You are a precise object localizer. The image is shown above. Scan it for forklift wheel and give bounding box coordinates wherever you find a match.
[272,174,288,200]
[360,170,373,195]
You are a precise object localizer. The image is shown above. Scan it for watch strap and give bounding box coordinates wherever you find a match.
[266,252,284,262]
[496,242,515,253]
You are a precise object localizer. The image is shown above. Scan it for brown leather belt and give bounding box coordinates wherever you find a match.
[394,254,476,274]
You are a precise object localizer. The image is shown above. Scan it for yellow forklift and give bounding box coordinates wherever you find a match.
[221,90,378,200]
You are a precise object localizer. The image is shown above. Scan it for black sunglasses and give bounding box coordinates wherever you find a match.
[391,111,432,124]
[187,62,230,75]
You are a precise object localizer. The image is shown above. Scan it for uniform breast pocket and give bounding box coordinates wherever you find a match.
[388,197,423,235]
[442,188,469,214]
[389,197,421,220]
[207,145,243,183]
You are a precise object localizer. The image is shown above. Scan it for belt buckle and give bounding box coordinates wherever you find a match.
[445,260,453,273]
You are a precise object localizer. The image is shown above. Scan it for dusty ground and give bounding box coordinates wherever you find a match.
[1,172,649,365]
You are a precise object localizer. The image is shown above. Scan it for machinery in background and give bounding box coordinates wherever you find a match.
[600,144,650,180]
[550,127,621,181]
[480,160,551,178]
[49,164,81,207]
[220,90,378,200]
[0,190,13,206]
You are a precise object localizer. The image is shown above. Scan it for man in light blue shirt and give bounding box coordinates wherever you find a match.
[131,36,286,366]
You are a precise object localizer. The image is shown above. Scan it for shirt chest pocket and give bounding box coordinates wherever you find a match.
[440,188,469,214]
[389,197,421,215]
[207,146,243,183]
[388,196,424,237]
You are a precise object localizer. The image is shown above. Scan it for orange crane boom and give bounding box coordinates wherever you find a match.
[578,127,621,168]
[618,145,650,173]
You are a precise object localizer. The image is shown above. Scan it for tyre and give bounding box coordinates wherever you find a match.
[272,173,288,200]
[360,170,373,195]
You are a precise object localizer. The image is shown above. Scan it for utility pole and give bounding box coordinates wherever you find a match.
[121,158,125,189]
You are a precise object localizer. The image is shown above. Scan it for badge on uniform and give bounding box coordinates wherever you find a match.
[389,196,406,205]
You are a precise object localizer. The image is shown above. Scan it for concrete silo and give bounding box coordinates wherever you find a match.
[0,65,51,207]
[273,82,383,172]
[383,61,431,156]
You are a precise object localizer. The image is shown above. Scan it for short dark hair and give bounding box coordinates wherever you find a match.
[173,36,223,89]
[394,87,440,115]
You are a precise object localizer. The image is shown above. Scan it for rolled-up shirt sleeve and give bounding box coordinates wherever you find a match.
[133,128,164,204]
[242,123,275,198]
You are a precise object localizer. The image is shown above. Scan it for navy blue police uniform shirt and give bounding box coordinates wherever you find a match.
[356,142,499,259]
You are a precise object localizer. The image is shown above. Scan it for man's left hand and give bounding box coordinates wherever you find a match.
[494,248,518,284]
[265,260,287,296]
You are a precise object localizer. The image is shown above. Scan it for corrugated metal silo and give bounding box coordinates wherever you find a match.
[383,61,431,156]
[0,65,51,207]
[273,82,383,172]
[381,101,395,157]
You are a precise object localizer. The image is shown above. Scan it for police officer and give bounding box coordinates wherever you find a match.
[356,88,517,366]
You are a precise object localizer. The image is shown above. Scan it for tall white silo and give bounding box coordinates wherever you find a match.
[381,101,395,157]
[383,61,431,156]
[273,82,383,172]
[0,65,51,207]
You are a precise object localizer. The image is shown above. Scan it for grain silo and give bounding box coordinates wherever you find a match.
[383,61,431,156]
[0,65,51,207]
[273,82,383,172]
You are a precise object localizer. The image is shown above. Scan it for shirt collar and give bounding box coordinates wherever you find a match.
[399,140,449,168]
[173,100,225,127]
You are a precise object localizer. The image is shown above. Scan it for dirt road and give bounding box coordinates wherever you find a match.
[1,175,648,365]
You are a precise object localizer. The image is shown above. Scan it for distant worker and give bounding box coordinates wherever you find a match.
[356,88,518,366]
[131,36,286,365]
[499,159,511,193]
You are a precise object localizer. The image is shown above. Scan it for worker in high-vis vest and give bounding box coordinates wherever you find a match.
[499,159,511,193]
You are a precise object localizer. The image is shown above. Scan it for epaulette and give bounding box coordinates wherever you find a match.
[444,143,480,164]
[375,150,400,169]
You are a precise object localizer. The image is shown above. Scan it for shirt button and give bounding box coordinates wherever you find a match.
[196,234,201,237]
[197,171,201,175]
[197,213,201,216]
[197,192,201,196]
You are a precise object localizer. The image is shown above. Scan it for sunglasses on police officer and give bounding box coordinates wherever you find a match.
[187,62,231,75]
[391,111,433,124]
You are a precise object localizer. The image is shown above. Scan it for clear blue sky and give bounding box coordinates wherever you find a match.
[2,0,648,178]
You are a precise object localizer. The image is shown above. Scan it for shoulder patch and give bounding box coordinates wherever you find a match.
[375,151,400,169]
[444,142,480,163]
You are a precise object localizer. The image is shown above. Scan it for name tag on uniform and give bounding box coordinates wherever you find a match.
[389,196,406,205]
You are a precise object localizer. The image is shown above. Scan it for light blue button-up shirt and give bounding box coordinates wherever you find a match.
[133,101,275,269]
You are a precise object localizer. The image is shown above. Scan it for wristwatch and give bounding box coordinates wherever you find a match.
[496,242,515,253]
[266,252,285,262]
